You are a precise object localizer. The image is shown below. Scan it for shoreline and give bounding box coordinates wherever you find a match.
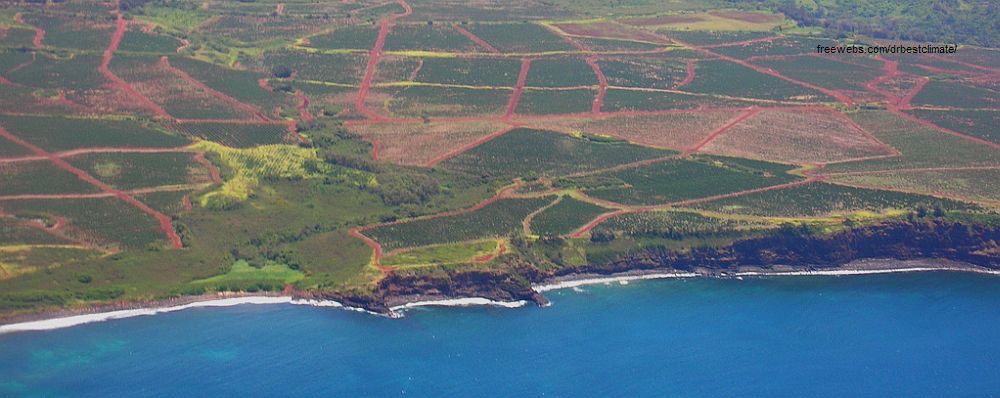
[1,258,998,334]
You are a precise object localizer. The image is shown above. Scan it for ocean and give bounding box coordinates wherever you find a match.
[2,272,999,397]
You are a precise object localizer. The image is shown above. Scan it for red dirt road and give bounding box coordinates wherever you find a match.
[354,0,413,120]
[14,13,44,48]
[0,126,182,249]
[0,146,192,164]
[673,60,697,90]
[423,125,516,167]
[160,56,269,121]
[101,12,172,119]
[682,107,760,156]
[504,59,532,119]
[453,25,500,54]
[587,57,607,113]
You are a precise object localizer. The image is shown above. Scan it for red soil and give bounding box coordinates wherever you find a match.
[682,107,759,156]
[424,125,515,167]
[552,22,669,44]
[821,165,1000,178]
[354,0,412,121]
[182,194,193,211]
[0,126,182,249]
[192,151,222,184]
[14,13,44,48]
[453,25,500,54]
[504,59,532,119]
[587,57,607,113]
[701,36,778,49]
[101,12,172,119]
[673,60,697,89]
[295,90,313,123]
[160,56,268,121]
[0,146,191,164]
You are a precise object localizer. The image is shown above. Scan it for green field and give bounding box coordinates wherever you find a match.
[382,240,499,267]
[383,86,510,117]
[601,88,757,112]
[910,80,1000,109]
[691,181,978,217]
[440,128,672,179]
[0,218,72,246]
[66,152,204,191]
[384,24,484,52]
[463,23,576,53]
[253,51,368,85]
[172,122,291,148]
[525,58,598,87]
[907,109,1000,145]
[600,57,687,89]
[365,197,552,250]
[597,209,775,239]
[515,88,596,115]
[5,54,106,91]
[0,115,189,151]
[683,60,834,102]
[530,196,610,236]
[0,198,168,250]
[0,161,101,195]
[119,30,182,54]
[305,25,380,50]
[412,57,522,87]
[573,156,800,206]
[167,57,293,112]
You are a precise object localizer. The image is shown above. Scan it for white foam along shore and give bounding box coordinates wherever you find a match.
[532,272,700,293]
[390,297,528,311]
[0,296,295,334]
[733,267,1000,277]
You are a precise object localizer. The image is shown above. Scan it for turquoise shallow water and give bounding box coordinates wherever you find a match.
[2,272,1000,397]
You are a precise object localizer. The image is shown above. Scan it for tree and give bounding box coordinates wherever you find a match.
[271,65,292,78]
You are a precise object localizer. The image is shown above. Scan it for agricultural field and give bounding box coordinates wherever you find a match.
[525,58,598,87]
[0,115,189,151]
[830,169,1000,205]
[383,24,486,52]
[65,152,211,191]
[515,88,596,115]
[909,80,1000,109]
[410,57,522,87]
[906,110,1000,145]
[0,0,999,320]
[821,111,1000,173]
[682,60,833,102]
[347,121,508,166]
[382,86,510,117]
[0,198,169,250]
[529,196,611,236]
[573,156,800,206]
[0,161,101,196]
[525,111,742,151]
[462,23,576,53]
[364,197,553,250]
[304,25,380,50]
[109,55,255,120]
[439,128,671,179]
[700,109,894,164]
[118,29,182,54]
[599,57,688,89]
[691,181,978,217]
[172,122,291,147]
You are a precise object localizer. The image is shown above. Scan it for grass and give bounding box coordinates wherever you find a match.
[711,36,839,59]
[383,86,510,118]
[381,240,500,267]
[253,51,368,85]
[530,196,610,236]
[306,25,379,50]
[287,230,373,290]
[910,79,1000,109]
[384,24,485,52]
[601,88,756,112]
[666,31,773,45]
[755,56,882,94]
[830,169,1000,205]
[22,13,114,51]
[599,57,687,89]
[193,259,303,285]
[6,54,106,91]
[119,30,182,54]
[167,57,292,112]
[365,197,552,250]
[597,209,776,239]
[0,198,169,250]
[440,128,673,180]
[0,218,72,245]
[0,245,101,280]
[0,115,189,151]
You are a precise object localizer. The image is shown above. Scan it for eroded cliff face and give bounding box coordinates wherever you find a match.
[317,221,1000,314]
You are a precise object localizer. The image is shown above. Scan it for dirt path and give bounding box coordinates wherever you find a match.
[673,60,697,90]
[101,12,172,119]
[160,56,269,121]
[820,165,1000,178]
[453,25,500,54]
[295,91,313,123]
[681,107,760,156]
[192,151,222,183]
[587,57,607,114]
[423,125,517,167]
[0,146,193,164]
[0,126,183,249]
[354,0,412,120]
[521,195,562,236]
[701,36,779,49]
[504,59,532,120]
[14,13,44,49]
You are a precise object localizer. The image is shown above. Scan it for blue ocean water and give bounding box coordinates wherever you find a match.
[2,272,1000,397]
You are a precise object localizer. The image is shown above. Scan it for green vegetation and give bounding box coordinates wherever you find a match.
[910,80,1000,109]
[515,88,596,115]
[384,24,483,52]
[907,110,999,145]
[530,196,610,236]
[365,197,552,250]
[525,58,597,87]
[601,88,755,112]
[570,156,799,206]
[440,128,672,180]
[0,115,189,151]
[0,198,168,250]
[306,25,380,50]
[384,86,510,117]
[0,161,102,195]
[683,60,833,101]
[692,181,978,217]
[382,240,500,267]
[193,260,303,287]
[413,57,522,87]
[600,58,687,89]
[464,23,575,53]
[67,152,203,191]
[119,30,182,54]
[172,122,290,148]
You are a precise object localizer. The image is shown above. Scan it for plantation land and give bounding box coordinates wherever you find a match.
[0,0,998,317]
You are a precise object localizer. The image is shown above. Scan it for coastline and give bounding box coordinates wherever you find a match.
[2,258,998,334]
